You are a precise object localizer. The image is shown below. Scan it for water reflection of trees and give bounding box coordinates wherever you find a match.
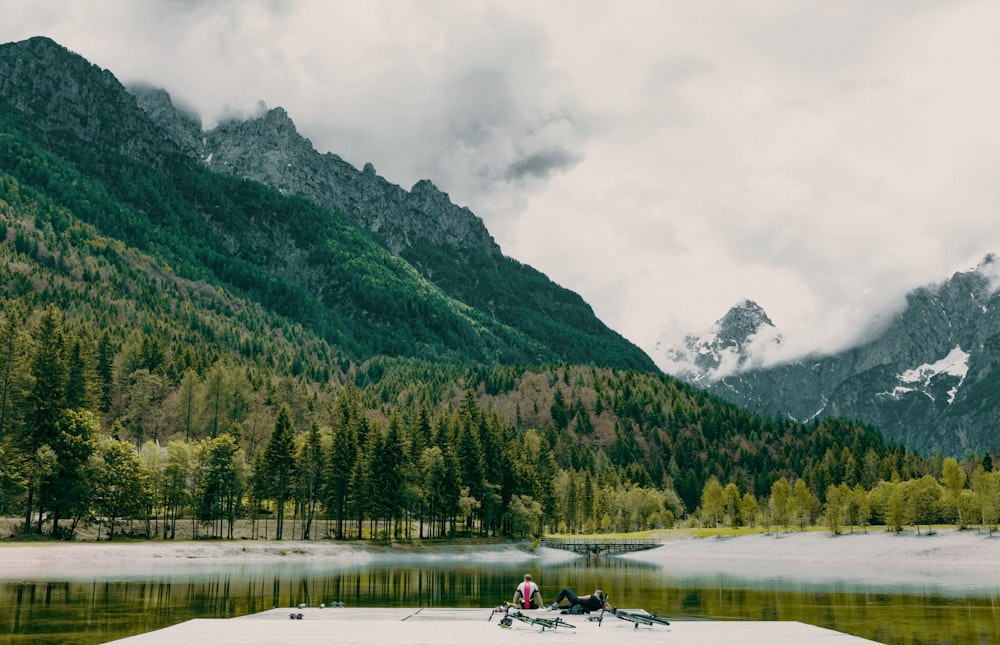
[2,568,999,645]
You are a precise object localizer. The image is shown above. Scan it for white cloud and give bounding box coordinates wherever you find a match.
[3,0,1000,368]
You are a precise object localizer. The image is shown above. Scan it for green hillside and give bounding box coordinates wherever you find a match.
[1,36,655,371]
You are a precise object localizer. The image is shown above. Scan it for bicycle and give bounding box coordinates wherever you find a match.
[586,596,669,629]
[590,607,670,629]
[489,602,576,632]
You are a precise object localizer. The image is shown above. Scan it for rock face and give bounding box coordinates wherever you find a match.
[130,88,501,259]
[679,257,1000,455]
[0,37,174,166]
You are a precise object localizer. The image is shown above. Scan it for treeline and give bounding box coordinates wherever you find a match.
[1,301,996,541]
[0,305,684,540]
[698,453,1000,535]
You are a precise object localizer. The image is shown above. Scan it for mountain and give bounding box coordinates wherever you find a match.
[655,299,782,383]
[0,36,653,371]
[128,84,655,372]
[670,257,1000,456]
[0,36,935,522]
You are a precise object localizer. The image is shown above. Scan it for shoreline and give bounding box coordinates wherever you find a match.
[625,528,1000,593]
[0,539,576,579]
[2,529,999,592]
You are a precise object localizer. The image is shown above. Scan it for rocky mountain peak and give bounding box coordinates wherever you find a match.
[657,299,782,382]
[0,36,170,165]
[716,299,775,349]
[129,84,203,155]
[688,253,1000,455]
[132,87,501,259]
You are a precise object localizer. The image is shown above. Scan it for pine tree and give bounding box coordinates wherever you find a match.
[22,306,66,533]
[296,421,325,539]
[95,331,116,413]
[419,446,446,538]
[64,333,99,412]
[441,444,462,536]
[263,404,296,539]
[0,302,27,441]
[325,418,356,539]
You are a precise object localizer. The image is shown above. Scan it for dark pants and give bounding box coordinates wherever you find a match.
[554,588,601,611]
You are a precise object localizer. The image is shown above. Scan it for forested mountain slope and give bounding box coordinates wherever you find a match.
[129,86,655,371]
[0,36,556,365]
[0,36,652,371]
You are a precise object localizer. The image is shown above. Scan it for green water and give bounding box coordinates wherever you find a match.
[0,556,997,644]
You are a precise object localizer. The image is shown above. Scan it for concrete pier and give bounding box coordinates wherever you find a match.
[102,607,884,644]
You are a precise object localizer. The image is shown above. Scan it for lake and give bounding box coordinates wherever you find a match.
[1,553,997,644]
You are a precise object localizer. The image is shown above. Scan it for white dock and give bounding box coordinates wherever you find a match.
[102,607,884,644]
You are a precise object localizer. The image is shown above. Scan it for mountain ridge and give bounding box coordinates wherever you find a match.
[128,73,655,371]
[663,256,1000,455]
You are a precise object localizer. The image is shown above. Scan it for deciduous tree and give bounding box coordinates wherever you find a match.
[93,437,149,539]
[700,476,725,531]
[940,457,967,528]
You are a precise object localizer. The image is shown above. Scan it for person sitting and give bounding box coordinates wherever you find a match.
[512,573,543,609]
[549,588,612,613]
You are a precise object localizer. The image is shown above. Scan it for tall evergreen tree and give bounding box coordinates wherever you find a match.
[325,418,356,539]
[419,446,446,538]
[296,421,325,539]
[358,426,387,539]
[64,333,99,412]
[22,306,66,533]
[455,394,485,531]
[263,404,296,539]
[581,470,595,529]
[95,331,116,413]
[380,414,407,538]
[441,443,462,536]
[0,302,26,441]
[348,415,373,539]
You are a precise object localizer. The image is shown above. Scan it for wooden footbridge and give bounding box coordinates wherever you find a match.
[540,537,661,556]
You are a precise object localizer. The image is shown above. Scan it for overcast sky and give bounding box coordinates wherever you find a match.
[4,1,1000,370]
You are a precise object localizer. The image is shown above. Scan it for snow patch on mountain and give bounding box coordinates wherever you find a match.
[895,346,970,404]
[879,346,970,405]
